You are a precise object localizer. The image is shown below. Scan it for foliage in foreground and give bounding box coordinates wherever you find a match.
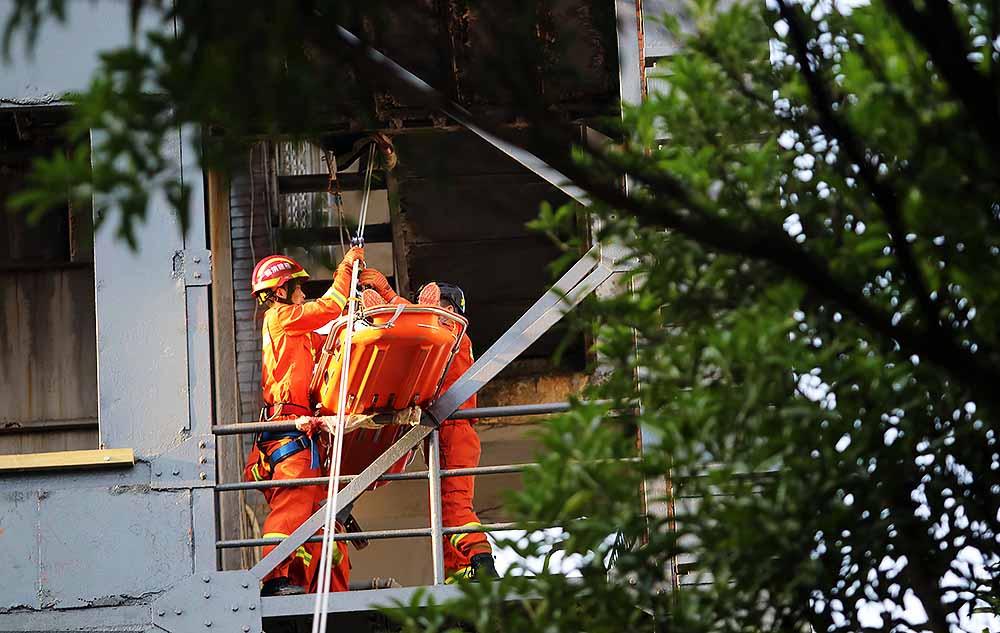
[5,0,1000,631]
[389,1,1000,632]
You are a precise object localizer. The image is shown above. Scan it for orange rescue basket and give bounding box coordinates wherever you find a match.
[309,304,469,482]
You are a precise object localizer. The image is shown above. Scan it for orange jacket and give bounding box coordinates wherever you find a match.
[441,332,477,420]
[262,288,347,416]
[388,294,477,418]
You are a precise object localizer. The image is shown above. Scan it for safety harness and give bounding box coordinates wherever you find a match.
[253,402,321,477]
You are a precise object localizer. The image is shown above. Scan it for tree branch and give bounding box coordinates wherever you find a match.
[315,12,1000,409]
[777,0,943,337]
[884,0,1000,154]
[573,142,1000,408]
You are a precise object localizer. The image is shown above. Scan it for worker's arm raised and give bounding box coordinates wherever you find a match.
[359,268,399,302]
[283,247,364,335]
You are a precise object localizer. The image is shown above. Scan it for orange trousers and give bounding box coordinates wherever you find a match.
[251,441,350,592]
[438,420,492,574]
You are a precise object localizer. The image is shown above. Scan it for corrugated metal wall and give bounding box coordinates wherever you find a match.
[231,145,274,428]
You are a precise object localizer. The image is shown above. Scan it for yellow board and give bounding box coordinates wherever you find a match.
[0,448,135,473]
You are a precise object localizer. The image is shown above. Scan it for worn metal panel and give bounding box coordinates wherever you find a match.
[0,604,149,631]
[181,126,212,439]
[37,486,191,607]
[92,131,190,456]
[0,0,146,105]
[0,489,41,609]
[643,0,677,59]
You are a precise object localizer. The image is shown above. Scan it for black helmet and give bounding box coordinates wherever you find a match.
[419,282,466,315]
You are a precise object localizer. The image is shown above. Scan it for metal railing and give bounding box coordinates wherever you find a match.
[212,401,603,586]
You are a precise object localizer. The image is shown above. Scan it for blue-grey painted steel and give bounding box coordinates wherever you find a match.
[0,467,192,612]
[92,128,193,457]
[0,489,40,609]
[616,0,644,108]
[0,604,149,631]
[263,584,468,617]
[262,579,566,618]
[221,521,522,548]
[0,1,136,104]
[1,114,213,633]
[180,124,218,575]
[38,486,192,604]
[175,249,213,286]
[150,434,215,490]
[212,400,594,436]
[151,570,261,633]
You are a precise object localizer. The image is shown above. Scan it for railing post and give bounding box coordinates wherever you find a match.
[427,428,446,585]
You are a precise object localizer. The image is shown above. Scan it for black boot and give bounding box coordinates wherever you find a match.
[469,553,500,581]
[261,577,306,596]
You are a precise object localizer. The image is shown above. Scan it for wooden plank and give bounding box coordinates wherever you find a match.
[0,417,98,433]
[0,447,134,472]
[277,172,385,194]
[0,269,97,428]
[387,170,410,299]
[207,169,247,571]
[0,429,97,456]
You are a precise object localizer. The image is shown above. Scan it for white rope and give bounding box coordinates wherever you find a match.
[356,142,377,243]
[311,259,362,633]
[311,139,376,628]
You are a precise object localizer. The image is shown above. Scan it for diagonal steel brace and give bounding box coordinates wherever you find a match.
[250,424,431,579]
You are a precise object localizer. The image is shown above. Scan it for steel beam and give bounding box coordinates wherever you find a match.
[428,245,624,425]
[215,462,531,492]
[333,26,590,207]
[262,584,467,618]
[261,577,578,619]
[219,522,521,548]
[277,172,385,194]
[216,456,641,493]
[212,401,604,436]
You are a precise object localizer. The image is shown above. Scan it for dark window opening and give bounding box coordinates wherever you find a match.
[0,106,97,455]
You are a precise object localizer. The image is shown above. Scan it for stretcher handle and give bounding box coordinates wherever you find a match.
[363,303,407,330]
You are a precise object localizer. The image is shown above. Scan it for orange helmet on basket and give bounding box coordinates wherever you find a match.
[251,255,309,303]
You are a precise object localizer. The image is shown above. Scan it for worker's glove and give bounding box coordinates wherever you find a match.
[341,246,365,268]
[332,247,365,301]
[359,268,397,301]
[295,416,331,436]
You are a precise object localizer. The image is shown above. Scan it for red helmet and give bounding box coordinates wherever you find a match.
[251,255,309,301]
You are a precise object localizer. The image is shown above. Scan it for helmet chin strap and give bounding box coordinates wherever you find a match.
[267,286,294,305]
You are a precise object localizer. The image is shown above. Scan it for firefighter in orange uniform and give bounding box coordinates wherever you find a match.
[244,248,363,596]
[359,270,500,581]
